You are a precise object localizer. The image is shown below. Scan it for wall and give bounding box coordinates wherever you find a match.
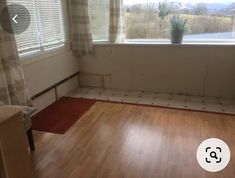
[22,50,79,112]
[17,0,80,112]
[79,44,235,99]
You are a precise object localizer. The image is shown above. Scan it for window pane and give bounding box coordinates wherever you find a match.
[7,0,65,55]
[124,0,235,42]
[88,0,109,41]
[7,1,41,53]
[35,0,65,49]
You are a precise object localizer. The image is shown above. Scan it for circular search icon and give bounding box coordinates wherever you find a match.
[197,138,230,172]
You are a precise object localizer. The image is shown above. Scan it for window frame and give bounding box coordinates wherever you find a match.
[17,0,70,60]
[123,39,235,45]
[90,0,235,45]
[93,39,235,47]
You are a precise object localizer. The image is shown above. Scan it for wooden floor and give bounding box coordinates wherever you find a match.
[32,102,235,178]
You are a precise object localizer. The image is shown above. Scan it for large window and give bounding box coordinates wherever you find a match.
[124,0,235,43]
[89,0,235,43]
[8,0,65,56]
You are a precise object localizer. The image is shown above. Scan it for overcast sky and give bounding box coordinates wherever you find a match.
[124,0,234,5]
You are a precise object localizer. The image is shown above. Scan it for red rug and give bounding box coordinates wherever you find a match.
[32,97,96,134]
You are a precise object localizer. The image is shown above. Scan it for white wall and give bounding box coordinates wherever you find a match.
[22,50,79,111]
[22,51,79,97]
[79,45,235,99]
[31,76,79,113]
[19,0,80,112]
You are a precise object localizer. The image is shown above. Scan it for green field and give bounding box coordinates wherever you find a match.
[124,12,233,39]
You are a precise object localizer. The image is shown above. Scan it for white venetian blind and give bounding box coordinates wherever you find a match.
[88,0,109,41]
[7,0,65,55]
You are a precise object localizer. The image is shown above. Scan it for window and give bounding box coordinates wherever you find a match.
[89,0,235,43]
[8,0,65,56]
[124,0,235,43]
[88,0,109,41]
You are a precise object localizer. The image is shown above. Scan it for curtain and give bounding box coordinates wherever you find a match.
[70,0,94,56]
[0,1,31,106]
[109,0,123,43]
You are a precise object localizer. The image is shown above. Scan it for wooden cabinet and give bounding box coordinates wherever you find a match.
[0,106,32,178]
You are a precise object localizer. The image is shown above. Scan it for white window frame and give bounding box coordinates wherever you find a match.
[90,1,235,46]
[16,0,70,60]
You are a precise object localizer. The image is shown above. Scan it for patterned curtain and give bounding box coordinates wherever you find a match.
[70,0,94,56]
[0,1,31,106]
[109,0,123,43]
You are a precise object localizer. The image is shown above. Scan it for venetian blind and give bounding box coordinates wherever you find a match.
[7,0,65,55]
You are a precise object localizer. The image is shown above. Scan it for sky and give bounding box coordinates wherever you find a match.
[124,0,234,5]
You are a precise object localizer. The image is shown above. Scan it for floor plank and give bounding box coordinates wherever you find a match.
[32,102,235,178]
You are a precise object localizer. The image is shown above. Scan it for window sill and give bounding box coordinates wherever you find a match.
[93,40,235,47]
[20,43,71,66]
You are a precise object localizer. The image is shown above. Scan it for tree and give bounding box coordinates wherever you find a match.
[158,1,172,37]
[193,3,208,15]
[145,3,157,38]
[145,3,156,13]
[158,1,171,21]
[131,4,144,13]
[145,3,156,21]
